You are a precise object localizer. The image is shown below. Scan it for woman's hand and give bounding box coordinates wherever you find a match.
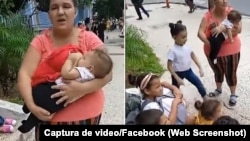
[29,104,53,121]
[51,80,84,107]
[211,25,226,37]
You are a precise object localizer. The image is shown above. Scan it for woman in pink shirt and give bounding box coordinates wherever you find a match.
[198,0,242,107]
[17,0,112,140]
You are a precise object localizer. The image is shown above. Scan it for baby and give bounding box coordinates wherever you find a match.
[18,49,113,133]
[209,10,242,64]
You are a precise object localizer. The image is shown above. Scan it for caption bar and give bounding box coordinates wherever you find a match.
[39,125,249,139]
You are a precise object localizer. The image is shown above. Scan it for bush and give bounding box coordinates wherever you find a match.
[0,13,34,96]
[125,25,165,87]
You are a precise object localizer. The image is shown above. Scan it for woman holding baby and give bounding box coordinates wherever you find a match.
[17,0,112,140]
[197,0,242,107]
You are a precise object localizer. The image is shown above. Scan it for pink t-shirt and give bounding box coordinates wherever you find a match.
[203,6,241,57]
[30,28,105,122]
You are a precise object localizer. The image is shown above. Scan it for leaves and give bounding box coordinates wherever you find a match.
[126,25,165,86]
[0,0,14,17]
[0,13,34,96]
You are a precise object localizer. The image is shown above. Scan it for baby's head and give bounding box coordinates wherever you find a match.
[78,49,113,78]
[228,10,242,24]
[194,99,222,121]
[213,115,240,125]
[136,109,169,125]
[128,73,163,99]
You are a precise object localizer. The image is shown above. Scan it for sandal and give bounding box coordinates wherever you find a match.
[208,89,222,97]
[229,95,238,106]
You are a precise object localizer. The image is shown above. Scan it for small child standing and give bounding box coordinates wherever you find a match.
[194,99,222,125]
[209,10,242,64]
[0,116,16,133]
[167,20,207,99]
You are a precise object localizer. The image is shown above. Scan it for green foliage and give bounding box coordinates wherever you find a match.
[78,0,92,9]
[94,0,124,20]
[126,25,165,87]
[0,0,15,17]
[0,13,34,96]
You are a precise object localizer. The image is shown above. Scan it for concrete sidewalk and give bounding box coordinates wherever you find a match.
[0,31,125,140]
[126,3,250,124]
[126,0,250,16]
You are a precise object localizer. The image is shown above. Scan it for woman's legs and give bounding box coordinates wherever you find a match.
[223,53,240,106]
[35,114,102,141]
[207,57,224,96]
[207,53,240,106]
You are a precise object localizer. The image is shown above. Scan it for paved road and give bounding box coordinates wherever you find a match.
[126,3,250,124]
[126,0,250,16]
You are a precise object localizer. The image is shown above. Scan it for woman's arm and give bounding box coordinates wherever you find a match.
[51,67,112,106]
[18,46,40,108]
[18,46,53,121]
[197,17,210,46]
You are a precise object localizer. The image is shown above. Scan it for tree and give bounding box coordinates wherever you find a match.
[0,13,34,96]
[0,0,15,17]
[93,0,123,20]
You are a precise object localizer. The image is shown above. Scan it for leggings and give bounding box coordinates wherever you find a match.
[207,52,240,86]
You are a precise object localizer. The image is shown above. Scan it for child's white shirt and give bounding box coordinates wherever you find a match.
[221,19,233,39]
[55,67,95,85]
[221,18,233,29]
[142,88,181,118]
[167,44,192,72]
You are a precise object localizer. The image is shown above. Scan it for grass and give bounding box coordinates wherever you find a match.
[125,25,165,87]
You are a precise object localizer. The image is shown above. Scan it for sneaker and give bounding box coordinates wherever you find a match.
[4,118,17,126]
[1,125,14,133]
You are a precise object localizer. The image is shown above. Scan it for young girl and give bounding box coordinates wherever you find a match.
[128,73,187,125]
[194,99,222,125]
[0,116,16,133]
[167,20,207,99]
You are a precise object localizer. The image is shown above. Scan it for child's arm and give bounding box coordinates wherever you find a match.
[161,81,182,98]
[168,98,182,124]
[191,51,204,77]
[227,28,234,42]
[167,60,184,85]
[61,53,82,80]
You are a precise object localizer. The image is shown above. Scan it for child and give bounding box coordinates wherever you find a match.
[167,20,207,99]
[0,116,16,133]
[194,99,222,125]
[213,115,240,125]
[185,0,196,13]
[135,109,172,125]
[128,73,187,125]
[209,10,242,64]
[18,48,113,133]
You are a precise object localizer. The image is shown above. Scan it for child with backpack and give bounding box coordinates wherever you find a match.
[0,116,16,133]
[167,20,208,100]
[126,73,187,125]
